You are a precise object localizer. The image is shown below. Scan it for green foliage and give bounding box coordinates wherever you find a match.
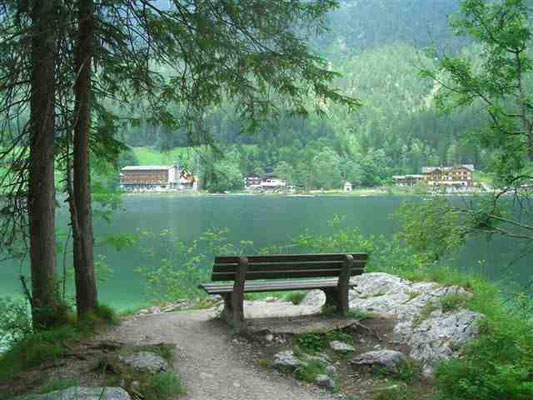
[0,297,32,345]
[200,148,245,193]
[441,292,471,313]
[143,372,185,400]
[436,316,533,400]
[376,360,420,384]
[373,386,414,400]
[285,291,307,305]
[346,309,372,320]
[136,228,254,302]
[394,199,467,263]
[296,333,327,354]
[325,330,353,345]
[0,303,119,380]
[294,359,327,383]
[295,330,352,354]
[0,326,76,380]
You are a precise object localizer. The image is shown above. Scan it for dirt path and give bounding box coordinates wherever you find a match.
[99,308,337,400]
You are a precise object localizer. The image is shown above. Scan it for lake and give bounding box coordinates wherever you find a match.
[0,195,529,310]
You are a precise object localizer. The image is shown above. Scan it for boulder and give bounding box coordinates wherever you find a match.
[119,351,170,373]
[299,290,325,307]
[329,340,355,354]
[314,374,335,389]
[18,387,130,400]
[273,350,304,371]
[352,350,407,371]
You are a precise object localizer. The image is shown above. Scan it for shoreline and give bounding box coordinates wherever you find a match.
[120,187,489,198]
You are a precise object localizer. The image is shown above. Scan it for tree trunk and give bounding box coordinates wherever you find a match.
[71,0,98,317]
[28,0,59,329]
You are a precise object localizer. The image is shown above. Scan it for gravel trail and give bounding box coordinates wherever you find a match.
[101,309,337,400]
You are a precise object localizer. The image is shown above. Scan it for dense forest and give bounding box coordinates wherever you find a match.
[113,0,495,191]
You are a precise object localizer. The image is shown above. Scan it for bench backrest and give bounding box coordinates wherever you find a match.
[211,253,368,281]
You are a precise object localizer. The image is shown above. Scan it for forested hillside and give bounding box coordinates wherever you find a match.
[119,0,491,190]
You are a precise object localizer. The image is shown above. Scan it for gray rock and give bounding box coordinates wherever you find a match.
[273,350,304,371]
[18,387,130,400]
[119,351,170,373]
[353,350,407,371]
[346,273,484,373]
[325,365,337,377]
[329,340,355,354]
[314,374,336,389]
[300,290,325,306]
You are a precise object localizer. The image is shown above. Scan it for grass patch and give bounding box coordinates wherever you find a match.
[346,309,372,320]
[284,291,307,305]
[373,385,413,400]
[294,359,327,383]
[325,330,353,344]
[143,372,185,400]
[440,292,471,312]
[295,333,326,353]
[376,360,420,383]
[295,330,353,354]
[0,303,119,381]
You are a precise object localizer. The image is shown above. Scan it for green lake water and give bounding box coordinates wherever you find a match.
[0,195,530,310]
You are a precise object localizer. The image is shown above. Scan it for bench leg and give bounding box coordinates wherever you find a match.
[323,287,349,317]
[222,294,233,321]
[231,289,244,331]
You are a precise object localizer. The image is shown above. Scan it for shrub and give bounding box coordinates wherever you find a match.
[435,317,533,400]
[143,372,185,400]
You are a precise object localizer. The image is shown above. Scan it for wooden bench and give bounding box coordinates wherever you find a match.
[199,253,368,330]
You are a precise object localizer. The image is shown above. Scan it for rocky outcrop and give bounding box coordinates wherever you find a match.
[301,273,484,374]
[352,350,407,371]
[18,387,130,400]
[119,351,170,373]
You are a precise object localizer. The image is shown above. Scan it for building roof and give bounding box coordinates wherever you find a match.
[392,175,423,179]
[122,165,173,171]
[422,164,475,174]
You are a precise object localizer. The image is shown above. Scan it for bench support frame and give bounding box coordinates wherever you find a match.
[219,254,355,329]
[224,256,248,331]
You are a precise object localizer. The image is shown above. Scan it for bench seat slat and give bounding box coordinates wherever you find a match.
[200,278,352,294]
[213,260,366,273]
[212,267,365,281]
[214,253,368,264]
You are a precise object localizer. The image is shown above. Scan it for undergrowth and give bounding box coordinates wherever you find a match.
[0,303,119,381]
[295,330,353,354]
[143,372,185,400]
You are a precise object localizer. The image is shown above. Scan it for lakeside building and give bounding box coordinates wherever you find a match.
[344,181,353,191]
[392,165,475,188]
[120,165,198,191]
[244,173,287,191]
[422,164,474,187]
